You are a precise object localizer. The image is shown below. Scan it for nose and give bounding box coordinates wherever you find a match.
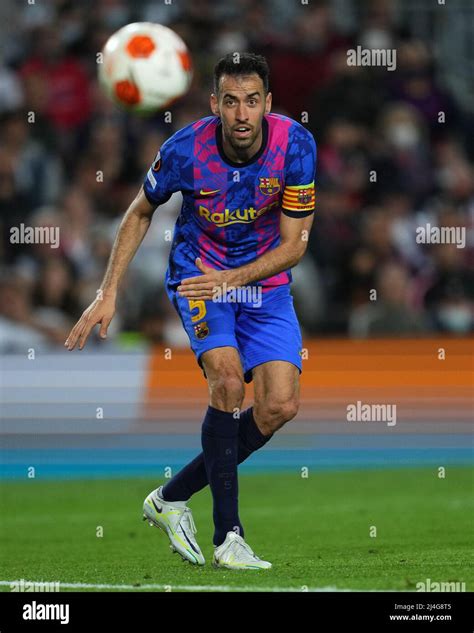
[235,102,249,121]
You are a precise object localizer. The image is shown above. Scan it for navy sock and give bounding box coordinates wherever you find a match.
[201,405,242,546]
[238,407,273,456]
[162,408,271,502]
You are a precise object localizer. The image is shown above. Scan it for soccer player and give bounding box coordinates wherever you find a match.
[65,53,316,570]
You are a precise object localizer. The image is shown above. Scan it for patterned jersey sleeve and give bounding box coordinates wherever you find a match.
[282,124,317,218]
[143,135,181,207]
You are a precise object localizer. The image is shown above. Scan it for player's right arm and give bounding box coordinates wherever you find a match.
[64,187,155,351]
[66,133,182,351]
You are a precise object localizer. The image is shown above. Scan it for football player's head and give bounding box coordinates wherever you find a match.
[211,53,272,156]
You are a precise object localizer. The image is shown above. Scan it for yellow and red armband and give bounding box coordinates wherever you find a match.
[281,182,315,218]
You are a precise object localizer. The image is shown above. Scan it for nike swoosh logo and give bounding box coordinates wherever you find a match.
[182,530,199,554]
[199,189,220,196]
[152,498,163,513]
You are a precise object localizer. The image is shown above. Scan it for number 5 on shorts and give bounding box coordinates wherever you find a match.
[189,299,207,323]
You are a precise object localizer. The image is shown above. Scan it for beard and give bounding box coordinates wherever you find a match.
[229,135,257,149]
[225,126,260,151]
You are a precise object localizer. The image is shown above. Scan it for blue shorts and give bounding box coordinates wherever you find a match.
[167,284,303,383]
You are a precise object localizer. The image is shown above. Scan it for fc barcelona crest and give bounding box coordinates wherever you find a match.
[298,189,312,205]
[194,321,209,340]
[259,177,280,196]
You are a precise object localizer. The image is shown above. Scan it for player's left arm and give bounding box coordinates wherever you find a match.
[227,212,315,286]
[178,212,314,298]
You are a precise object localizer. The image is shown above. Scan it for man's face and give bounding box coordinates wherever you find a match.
[210,74,272,152]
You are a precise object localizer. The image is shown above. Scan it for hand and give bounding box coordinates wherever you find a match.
[64,291,116,351]
[177,258,238,301]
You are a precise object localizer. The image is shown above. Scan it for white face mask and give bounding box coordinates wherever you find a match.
[387,123,421,149]
[437,305,472,333]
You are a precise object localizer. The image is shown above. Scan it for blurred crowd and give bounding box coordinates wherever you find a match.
[0,0,472,352]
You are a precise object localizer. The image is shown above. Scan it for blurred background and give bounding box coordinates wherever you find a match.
[0,0,473,354]
[0,5,472,596]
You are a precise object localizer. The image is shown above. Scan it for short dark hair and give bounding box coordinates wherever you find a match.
[213,53,270,95]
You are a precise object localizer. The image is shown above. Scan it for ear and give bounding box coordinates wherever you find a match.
[210,93,220,117]
[265,91,272,114]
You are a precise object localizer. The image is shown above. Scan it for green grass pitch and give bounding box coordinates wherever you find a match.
[1,468,472,592]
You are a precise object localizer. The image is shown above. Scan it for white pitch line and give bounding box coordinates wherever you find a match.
[1,580,356,592]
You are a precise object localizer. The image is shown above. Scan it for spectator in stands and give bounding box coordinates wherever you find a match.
[349,262,429,337]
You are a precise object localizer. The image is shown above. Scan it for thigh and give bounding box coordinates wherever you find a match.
[201,346,245,410]
[201,346,244,383]
[253,360,300,405]
[168,287,239,366]
[235,285,303,383]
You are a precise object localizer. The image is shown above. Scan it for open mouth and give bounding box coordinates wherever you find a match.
[233,126,252,139]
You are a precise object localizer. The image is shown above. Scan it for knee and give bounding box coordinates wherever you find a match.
[208,370,245,410]
[255,396,299,434]
[268,397,299,425]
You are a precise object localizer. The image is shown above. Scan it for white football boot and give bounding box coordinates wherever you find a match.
[212,531,272,570]
[142,486,205,566]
